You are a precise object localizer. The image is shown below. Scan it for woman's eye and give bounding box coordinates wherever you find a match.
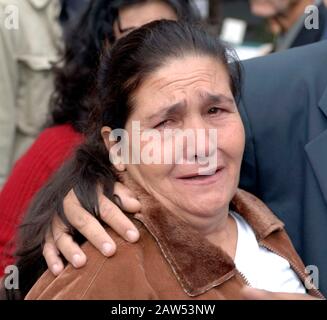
[154,120,170,129]
[208,107,222,115]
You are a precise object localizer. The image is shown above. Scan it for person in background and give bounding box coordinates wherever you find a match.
[0,0,62,188]
[0,0,90,189]
[0,0,199,277]
[249,0,327,51]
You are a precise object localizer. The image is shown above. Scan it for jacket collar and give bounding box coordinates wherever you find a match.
[118,172,284,297]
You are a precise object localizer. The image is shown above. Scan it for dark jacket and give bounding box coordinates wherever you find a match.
[239,40,327,296]
[25,176,323,299]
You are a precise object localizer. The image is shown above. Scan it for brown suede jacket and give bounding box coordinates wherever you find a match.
[26,176,324,300]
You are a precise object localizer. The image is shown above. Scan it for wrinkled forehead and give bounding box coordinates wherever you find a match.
[137,56,232,101]
[129,55,235,117]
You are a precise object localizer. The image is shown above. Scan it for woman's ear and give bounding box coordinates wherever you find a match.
[101,126,126,172]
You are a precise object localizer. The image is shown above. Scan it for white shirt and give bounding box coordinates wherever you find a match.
[231,211,306,293]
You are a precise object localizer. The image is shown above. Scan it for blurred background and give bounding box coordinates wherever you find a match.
[195,0,273,59]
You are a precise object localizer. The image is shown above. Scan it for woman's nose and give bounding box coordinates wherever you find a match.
[181,119,219,163]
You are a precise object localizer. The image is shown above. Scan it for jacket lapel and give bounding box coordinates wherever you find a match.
[305,85,327,205]
[134,208,237,297]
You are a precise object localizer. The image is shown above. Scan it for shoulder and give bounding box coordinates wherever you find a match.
[39,124,83,143]
[241,41,327,101]
[28,125,82,153]
[243,41,327,76]
[240,42,327,134]
[25,225,149,300]
[13,125,83,172]
[0,125,82,213]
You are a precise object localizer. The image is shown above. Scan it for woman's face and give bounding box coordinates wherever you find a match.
[113,1,178,40]
[104,56,245,225]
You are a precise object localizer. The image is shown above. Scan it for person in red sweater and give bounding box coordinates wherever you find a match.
[0,125,83,274]
[0,0,198,278]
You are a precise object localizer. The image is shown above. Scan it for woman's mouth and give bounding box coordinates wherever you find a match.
[175,167,225,185]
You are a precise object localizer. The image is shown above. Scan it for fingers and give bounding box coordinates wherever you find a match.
[67,184,141,244]
[59,184,141,266]
[113,182,141,213]
[51,215,87,269]
[43,228,65,276]
[63,190,118,257]
[98,190,140,243]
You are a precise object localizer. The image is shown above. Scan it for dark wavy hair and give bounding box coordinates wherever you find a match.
[1,20,242,300]
[49,0,200,133]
